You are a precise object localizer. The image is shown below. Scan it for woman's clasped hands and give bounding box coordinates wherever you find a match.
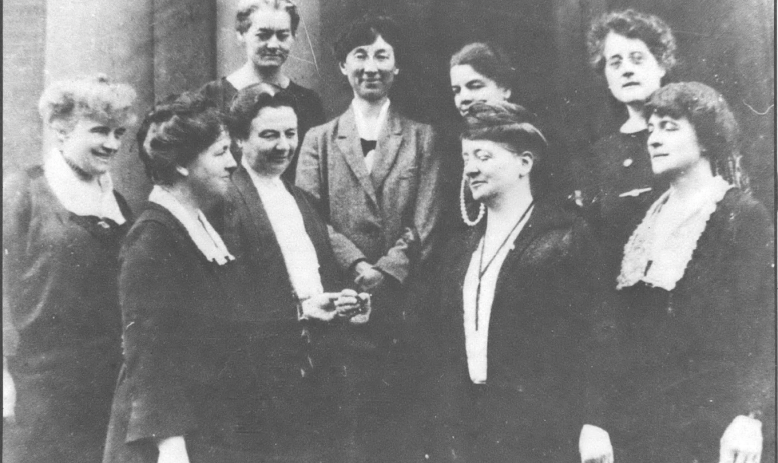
[300,289,371,324]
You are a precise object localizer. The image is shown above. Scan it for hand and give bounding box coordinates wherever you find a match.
[720,415,762,463]
[348,293,372,325]
[353,262,384,292]
[300,293,340,322]
[333,289,364,318]
[579,424,613,463]
[3,365,16,422]
[157,435,190,463]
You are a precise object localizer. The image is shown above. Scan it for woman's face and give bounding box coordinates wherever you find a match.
[340,35,398,102]
[239,8,294,70]
[186,131,236,202]
[603,32,665,105]
[647,114,705,178]
[450,64,511,117]
[239,105,298,178]
[58,117,127,177]
[462,138,532,203]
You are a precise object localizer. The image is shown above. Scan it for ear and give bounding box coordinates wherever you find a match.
[658,66,667,80]
[175,165,189,177]
[518,151,534,177]
[393,66,400,76]
[503,88,512,101]
[236,31,245,44]
[339,61,348,76]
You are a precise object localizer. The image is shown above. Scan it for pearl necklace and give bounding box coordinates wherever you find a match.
[460,175,485,226]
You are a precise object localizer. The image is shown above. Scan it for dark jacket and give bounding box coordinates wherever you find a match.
[431,201,614,463]
[613,188,775,463]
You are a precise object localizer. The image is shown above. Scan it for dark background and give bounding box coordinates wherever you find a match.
[4,0,774,211]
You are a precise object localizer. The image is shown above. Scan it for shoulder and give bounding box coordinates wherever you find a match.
[714,188,771,238]
[3,166,44,212]
[123,205,186,255]
[287,81,321,101]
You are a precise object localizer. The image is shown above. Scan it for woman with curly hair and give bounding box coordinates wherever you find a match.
[3,74,136,463]
[610,82,774,463]
[582,9,678,275]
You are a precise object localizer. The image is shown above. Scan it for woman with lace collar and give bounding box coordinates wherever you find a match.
[609,82,774,463]
[3,74,136,462]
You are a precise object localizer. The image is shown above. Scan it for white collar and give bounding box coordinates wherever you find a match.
[44,149,126,224]
[352,99,390,141]
[148,186,234,265]
[617,176,733,291]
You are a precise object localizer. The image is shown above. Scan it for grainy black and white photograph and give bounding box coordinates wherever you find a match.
[2,0,775,462]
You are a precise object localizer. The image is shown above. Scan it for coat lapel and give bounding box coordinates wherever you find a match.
[335,108,378,205]
[369,107,403,189]
[230,167,284,264]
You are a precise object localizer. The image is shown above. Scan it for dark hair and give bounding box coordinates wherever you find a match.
[450,42,514,91]
[333,15,403,66]
[227,84,298,140]
[137,92,226,185]
[462,101,550,197]
[587,9,677,74]
[646,82,748,188]
[235,0,300,36]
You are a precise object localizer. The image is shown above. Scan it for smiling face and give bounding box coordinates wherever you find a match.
[462,138,532,204]
[185,131,236,202]
[58,117,127,177]
[340,35,398,102]
[239,8,294,70]
[647,114,706,178]
[450,64,511,117]
[603,32,666,105]
[239,105,298,178]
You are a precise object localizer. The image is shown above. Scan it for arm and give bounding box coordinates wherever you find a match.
[373,125,442,283]
[120,222,198,444]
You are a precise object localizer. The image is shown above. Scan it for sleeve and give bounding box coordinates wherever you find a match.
[567,217,619,430]
[296,127,368,272]
[730,199,774,418]
[2,173,31,358]
[120,222,198,443]
[374,124,442,282]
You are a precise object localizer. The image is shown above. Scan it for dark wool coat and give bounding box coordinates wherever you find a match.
[3,166,131,463]
[611,188,775,463]
[431,202,615,463]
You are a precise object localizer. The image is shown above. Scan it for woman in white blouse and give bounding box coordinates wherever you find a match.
[433,101,614,463]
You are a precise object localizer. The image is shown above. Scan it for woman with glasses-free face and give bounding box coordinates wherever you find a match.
[340,35,399,102]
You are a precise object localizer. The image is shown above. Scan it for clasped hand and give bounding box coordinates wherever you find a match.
[300,289,371,323]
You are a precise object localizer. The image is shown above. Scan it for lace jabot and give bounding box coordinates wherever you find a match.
[617,176,733,291]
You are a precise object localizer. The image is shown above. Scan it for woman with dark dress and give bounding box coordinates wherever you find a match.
[432,101,615,463]
[2,75,136,462]
[607,82,774,463]
[103,92,360,463]
[198,0,325,183]
[582,10,677,274]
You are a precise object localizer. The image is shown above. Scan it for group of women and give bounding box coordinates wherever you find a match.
[3,2,774,463]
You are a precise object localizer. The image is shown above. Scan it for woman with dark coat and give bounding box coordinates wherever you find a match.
[607,82,774,463]
[3,75,136,463]
[432,101,615,463]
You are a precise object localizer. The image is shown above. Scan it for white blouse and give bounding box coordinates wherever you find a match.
[243,160,324,300]
[352,99,390,173]
[462,210,532,384]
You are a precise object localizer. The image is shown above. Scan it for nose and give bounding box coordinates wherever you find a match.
[647,131,661,149]
[223,152,238,171]
[276,135,292,152]
[104,133,122,151]
[463,156,478,176]
[456,89,473,108]
[363,57,378,74]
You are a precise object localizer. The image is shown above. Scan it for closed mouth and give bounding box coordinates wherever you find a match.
[623,82,640,88]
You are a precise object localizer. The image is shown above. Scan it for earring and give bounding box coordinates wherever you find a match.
[460,175,485,226]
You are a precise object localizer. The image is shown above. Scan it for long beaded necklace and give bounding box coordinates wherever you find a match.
[474,200,534,330]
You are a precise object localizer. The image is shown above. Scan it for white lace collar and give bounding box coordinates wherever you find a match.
[617,176,733,291]
[148,186,234,265]
[44,149,126,224]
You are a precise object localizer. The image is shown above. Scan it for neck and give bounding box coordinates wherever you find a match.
[620,102,647,134]
[353,96,388,119]
[233,62,289,88]
[485,181,534,227]
[163,182,207,214]
[670,159,715,201]
[60,150,96,182]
